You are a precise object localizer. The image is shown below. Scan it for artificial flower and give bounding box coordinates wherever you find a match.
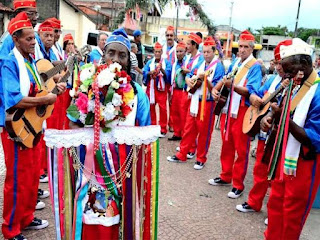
[122,88,135,105]
[121,104,132,117]
[75,93,88,114]
[79,112,86,124]
[80,63,95,83]
[112,93,123,107]
[97,68,115,87]
[69,88,75,98]
[111,80,120,89]
[102,103,116,121]
[109,62,122,73]
[87,100,95,112]
[118,77,127,84]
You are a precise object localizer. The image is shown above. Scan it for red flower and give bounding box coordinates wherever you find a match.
[121,104,131,117]
[75,92,88,114]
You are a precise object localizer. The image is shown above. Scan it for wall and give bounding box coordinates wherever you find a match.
[59,0,95,48]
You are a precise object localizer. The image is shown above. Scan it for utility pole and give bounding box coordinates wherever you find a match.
[294,0,302,37]
[175,0,179,37]
[225,1,234,59]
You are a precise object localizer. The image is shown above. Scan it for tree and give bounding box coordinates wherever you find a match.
[256,25,289,36]
[294,28,320,41]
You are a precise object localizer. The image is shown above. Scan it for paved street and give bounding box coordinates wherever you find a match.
[0,127,319,239]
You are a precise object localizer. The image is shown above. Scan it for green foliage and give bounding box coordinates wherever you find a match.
[296,28,320,41]
[183,0,216,35]
[256,25,289,36]
[104,87,115,105]
[67,105,80,120]
[85,112,94,125]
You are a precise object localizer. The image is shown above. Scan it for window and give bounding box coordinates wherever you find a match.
[153,36,158,43]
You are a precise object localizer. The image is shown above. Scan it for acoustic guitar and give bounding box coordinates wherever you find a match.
[214,67,238,115]
[242,83,286,137]
[5,56,76,148]
[187,69,213,94]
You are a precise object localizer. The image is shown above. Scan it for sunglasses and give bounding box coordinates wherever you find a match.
[166,34,174,37]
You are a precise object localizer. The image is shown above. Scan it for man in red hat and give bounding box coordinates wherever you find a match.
[34,19,57,61]
[47,17,64,61]
[236,40,290,215]
[208,30,262,199]
[173,32,205,158]
[167,36,224,170]
[259,38,320,240]
[143,42,172,136]
[168,41,188,141]
[0,0,39,57]
[0,12,66,240]
[163,26,177,132]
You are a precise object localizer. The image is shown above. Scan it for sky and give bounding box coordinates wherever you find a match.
[162,0,320,32]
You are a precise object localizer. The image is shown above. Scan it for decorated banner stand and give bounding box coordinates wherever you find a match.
[44,126,160,240]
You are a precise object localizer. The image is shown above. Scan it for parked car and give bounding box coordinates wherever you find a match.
[143,44,154,64]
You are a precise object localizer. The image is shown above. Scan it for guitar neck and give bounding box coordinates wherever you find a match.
[261,84,285,108]
[44,62,66,80]
[52,71,71,95]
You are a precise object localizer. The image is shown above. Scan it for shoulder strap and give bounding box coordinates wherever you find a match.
[233,58,257,85]
[290,70,318,112]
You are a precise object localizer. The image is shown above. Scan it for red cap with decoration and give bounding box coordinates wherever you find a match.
[274,38,313,61]
[47,17,62,30]
[8,11,33,35]
[203,36,216,47]
[176,41,187,49]
[154,42,163,50]
[239,30,255,42]
[13,0,36,10]
[38,20,54,33]
[63,33,73,43]
[189,32,202,45]
[166,25,175,32]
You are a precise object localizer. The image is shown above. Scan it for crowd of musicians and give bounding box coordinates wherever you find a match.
[1,0,320,240]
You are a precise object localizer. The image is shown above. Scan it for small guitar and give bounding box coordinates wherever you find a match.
[214,67,238,115]
[242,83,286,137]
[5,55,77,148]
[187,69,213,94]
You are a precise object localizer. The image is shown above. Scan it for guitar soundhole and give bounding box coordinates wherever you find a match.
[13,109,25,121]
[40,73,48,82]
[36,105,47,117]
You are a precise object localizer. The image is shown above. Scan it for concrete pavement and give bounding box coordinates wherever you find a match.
[0,128,319,239]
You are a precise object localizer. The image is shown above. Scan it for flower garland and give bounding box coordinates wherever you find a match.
[67,62,135,134]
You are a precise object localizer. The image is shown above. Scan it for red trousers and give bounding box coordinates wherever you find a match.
[219,106,250,190]
[171,89,189,137]
[265,153,320,240]
[176,101,215,163]
[167,84,173,129]
[147,85,168,134]
[247,140,269,211]
[1,131,41,239]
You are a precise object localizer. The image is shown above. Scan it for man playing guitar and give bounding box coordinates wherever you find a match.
[209,30,262,199]
[0,12,66,240]
[167,36,224,170]
[236,41,290,215]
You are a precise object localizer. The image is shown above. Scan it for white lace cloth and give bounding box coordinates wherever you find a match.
[44,125,161,148]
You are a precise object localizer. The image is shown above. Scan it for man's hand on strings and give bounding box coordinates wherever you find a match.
[250,94,263,108]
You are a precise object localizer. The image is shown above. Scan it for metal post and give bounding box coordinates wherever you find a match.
[294,0,302,37]
[225,1,234,59]
[175,0,179,37]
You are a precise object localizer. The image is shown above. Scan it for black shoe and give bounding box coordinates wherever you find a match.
[194,161,204,170]
[208,177,231,186]
[236,202,256,213]
[166,155,185,163]
[169,127,174,132]
[38,188,50,199]
[228,187,243,199]
[168,135,182,141]
[39,174,48,183]
[9,234,27,240]
[25,217,49,230]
